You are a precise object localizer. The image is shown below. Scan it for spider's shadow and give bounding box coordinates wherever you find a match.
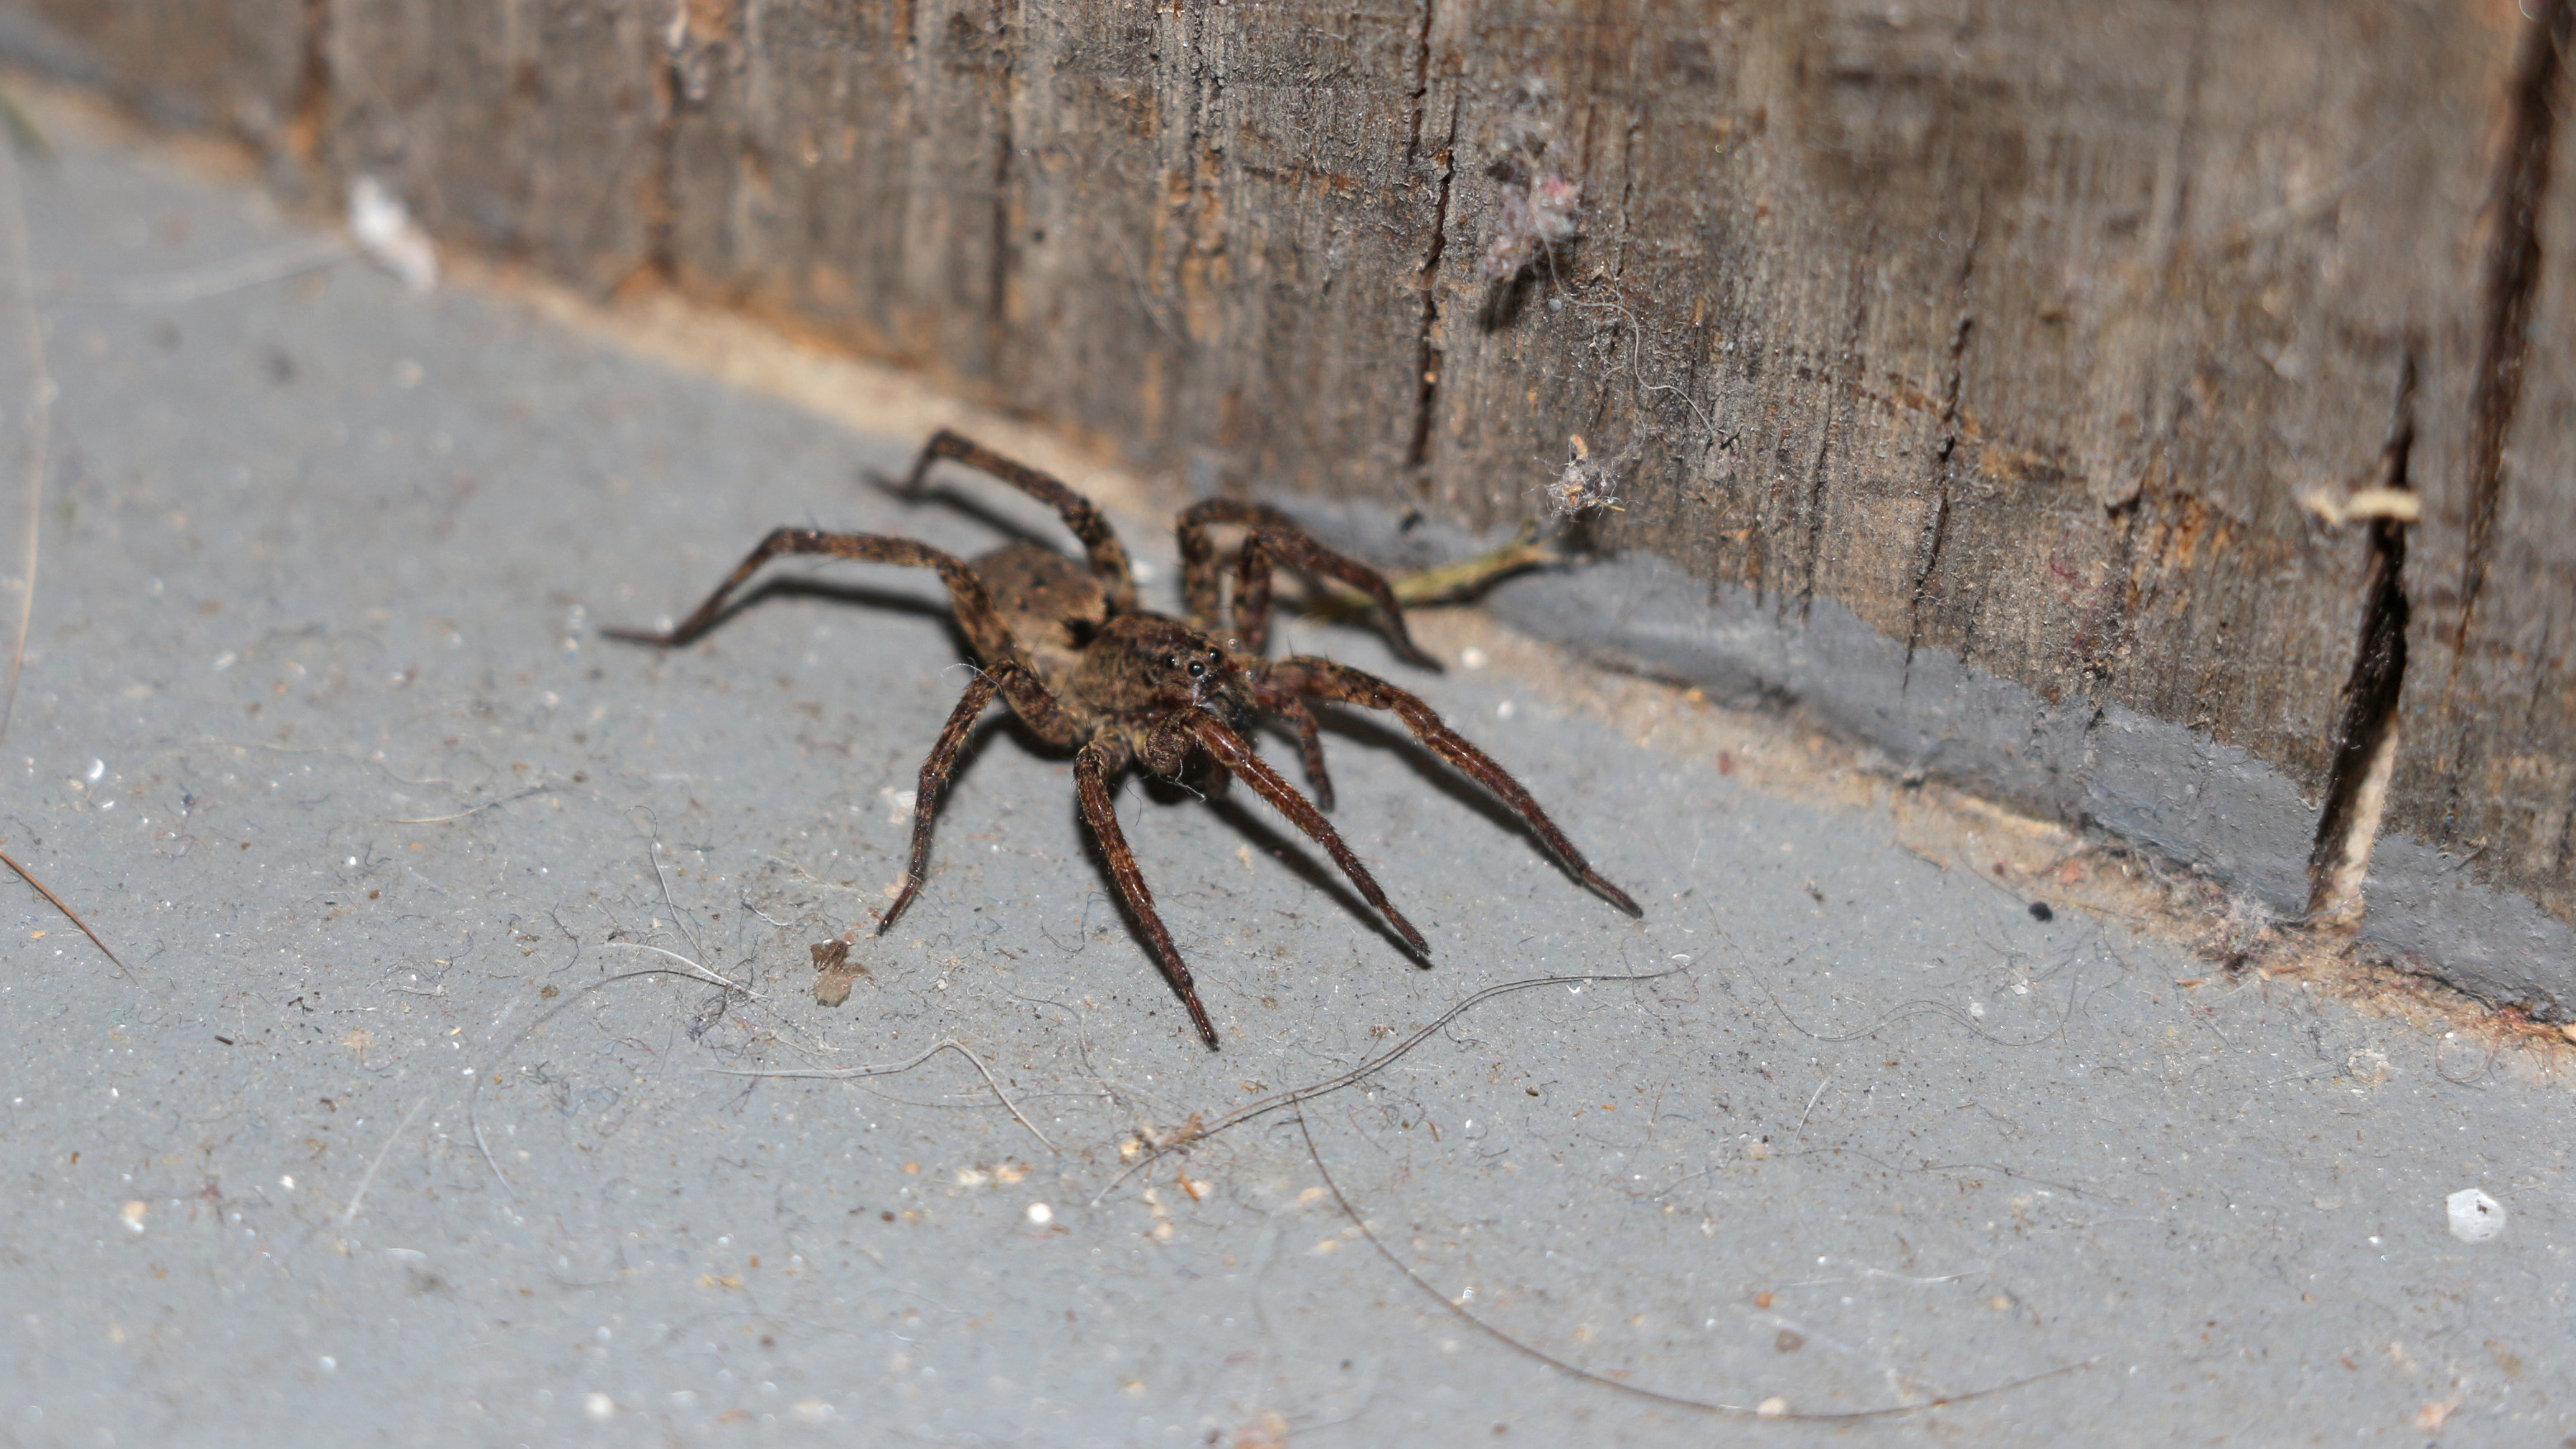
[866,470,1078,556]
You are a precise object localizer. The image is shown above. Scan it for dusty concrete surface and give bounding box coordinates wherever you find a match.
[2,87,2572,1448]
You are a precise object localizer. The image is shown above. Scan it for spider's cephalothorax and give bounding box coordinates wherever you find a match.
[608,430,1641,1048]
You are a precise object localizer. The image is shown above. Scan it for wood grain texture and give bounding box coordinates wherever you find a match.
[18,0,310,137]
[323,0,663,288]
[21,0,2574,933]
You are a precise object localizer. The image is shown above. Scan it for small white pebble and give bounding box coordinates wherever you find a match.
[120,1200,148,1233]
[279,1175,294,1190]
[583,1392,614,1421]
[1459,647,1489,669]
[2447,1187,2505,1243]
[1026,1202,1054,1226]
[1757,1397,1789,1418]
[1496,700,1517,720]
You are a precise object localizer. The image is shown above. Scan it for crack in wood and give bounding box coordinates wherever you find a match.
[1795,222,1875,621]
[1404,82,1455,479]
[287,0,330,165]
[2308,348,2418,923]
[1901,311,1970,687]
[986,0,1020,370]
[1904,208,1983,687]
[1401,0,1433,169]
[645,9,691,285]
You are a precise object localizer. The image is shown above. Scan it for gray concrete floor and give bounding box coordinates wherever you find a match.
[2,88,2571,1448]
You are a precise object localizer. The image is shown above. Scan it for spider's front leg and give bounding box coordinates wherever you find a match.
[1149,711,1427,956]
[1257,656,1642,915]
[879,661,1079,934]
[1073,734,1220,1049]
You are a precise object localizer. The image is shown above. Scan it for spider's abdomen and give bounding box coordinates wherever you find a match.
[974,541,1111,684]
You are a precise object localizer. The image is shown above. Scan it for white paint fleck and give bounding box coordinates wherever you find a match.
[348,175,440,292]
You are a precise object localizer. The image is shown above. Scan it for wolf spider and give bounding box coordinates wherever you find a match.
[608,430,1641,1047]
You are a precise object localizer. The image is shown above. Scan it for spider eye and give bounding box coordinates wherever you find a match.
[1163,655,1177,669]
[1187,660,1205,679]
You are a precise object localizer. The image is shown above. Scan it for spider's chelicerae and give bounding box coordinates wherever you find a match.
[610,430,1641,1047]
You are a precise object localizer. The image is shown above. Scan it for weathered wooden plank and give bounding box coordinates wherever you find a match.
[1003,0,1443,492]
[663,0,1019,384]
[1421,1,2509,814]
[323,0,662,288]
[17,0,308,137]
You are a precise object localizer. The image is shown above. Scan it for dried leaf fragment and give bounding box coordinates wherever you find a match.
[811,937,867,1006]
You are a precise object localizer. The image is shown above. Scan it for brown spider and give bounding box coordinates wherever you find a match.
[608,430,1640,1048]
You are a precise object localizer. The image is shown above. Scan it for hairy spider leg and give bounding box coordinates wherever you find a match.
[881,660,1080,933]
[1074,735,1221,1048]
[1172,711,1428,956]
[1257,656,1644,915]
[1175,499,1439,668]
[1264,694,1337,811]
[900,429,1139,612]
[603,528,1031,668]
